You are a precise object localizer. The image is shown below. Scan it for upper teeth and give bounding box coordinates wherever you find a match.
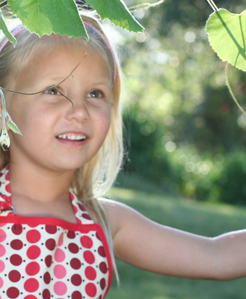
[58,134,86,140]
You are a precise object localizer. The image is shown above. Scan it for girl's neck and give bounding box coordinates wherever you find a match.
[8,162,75,202]
[7,162,78,222]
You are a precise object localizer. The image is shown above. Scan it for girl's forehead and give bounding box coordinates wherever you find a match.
[31,41,112,81]
[13,46,112,91]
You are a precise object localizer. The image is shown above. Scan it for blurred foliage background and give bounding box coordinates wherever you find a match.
[112,0,246,205]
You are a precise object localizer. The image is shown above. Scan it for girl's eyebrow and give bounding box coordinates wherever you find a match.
[40,75,66,82]
[92,80,112,85]
[40,72,75,82]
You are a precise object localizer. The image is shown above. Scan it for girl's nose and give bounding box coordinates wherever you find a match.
[66,99,90,122]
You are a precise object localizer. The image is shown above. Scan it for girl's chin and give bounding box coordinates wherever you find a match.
[35,158,89,173]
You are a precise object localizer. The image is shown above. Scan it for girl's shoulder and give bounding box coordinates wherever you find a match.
[99,197,134,218]
[98,197,145,239]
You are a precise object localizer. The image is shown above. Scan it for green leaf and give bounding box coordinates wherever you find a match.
[206,8,246,71]
[7,115,22,135]
[0,9,16,46]
[86,0,144,32]
[8,0,88,39]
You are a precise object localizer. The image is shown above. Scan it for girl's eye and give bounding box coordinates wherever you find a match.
[44,87,61,95]
[87,90,104,99]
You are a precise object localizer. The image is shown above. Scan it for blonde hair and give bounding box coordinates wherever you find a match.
[0,13,123,280]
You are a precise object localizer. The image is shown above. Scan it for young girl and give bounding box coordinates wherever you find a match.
[0,12,245,299]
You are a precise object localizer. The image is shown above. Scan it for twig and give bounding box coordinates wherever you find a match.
[1,61,83,106]
[129,0,165,13]
[206,0,218,12]
[0,1,8,9]
[225,62,246,116]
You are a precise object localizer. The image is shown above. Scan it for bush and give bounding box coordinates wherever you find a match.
[167,148,246,206]
[125,136,246,206]
[214,151,246,205]
[165,146,222,202]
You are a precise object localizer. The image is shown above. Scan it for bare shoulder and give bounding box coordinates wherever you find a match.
[98,197,133,214]
[98,198,125,239]
[98,197,140,219]
[98,197,143,238]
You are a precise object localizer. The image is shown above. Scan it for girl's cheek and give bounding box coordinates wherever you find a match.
[100,110,111,125]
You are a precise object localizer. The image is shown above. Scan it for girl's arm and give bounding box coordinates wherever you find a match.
[102,199,246,280]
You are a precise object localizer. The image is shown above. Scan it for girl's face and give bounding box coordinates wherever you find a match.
[5,45,113,173]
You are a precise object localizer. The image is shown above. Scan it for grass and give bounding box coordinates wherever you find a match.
[105,173,246,299]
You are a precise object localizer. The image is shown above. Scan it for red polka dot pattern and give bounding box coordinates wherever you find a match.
[26,245,41,260]
[8,270,21,283]
[7,286,19,298]
[0,166,112,299]
[26,230,41,244]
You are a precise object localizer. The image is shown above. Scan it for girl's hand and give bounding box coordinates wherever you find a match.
[102,199,246,280]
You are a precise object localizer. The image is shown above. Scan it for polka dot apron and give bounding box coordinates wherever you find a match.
[0,165,113,299]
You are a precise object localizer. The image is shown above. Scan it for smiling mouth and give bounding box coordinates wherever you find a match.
[56,134,86,141]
